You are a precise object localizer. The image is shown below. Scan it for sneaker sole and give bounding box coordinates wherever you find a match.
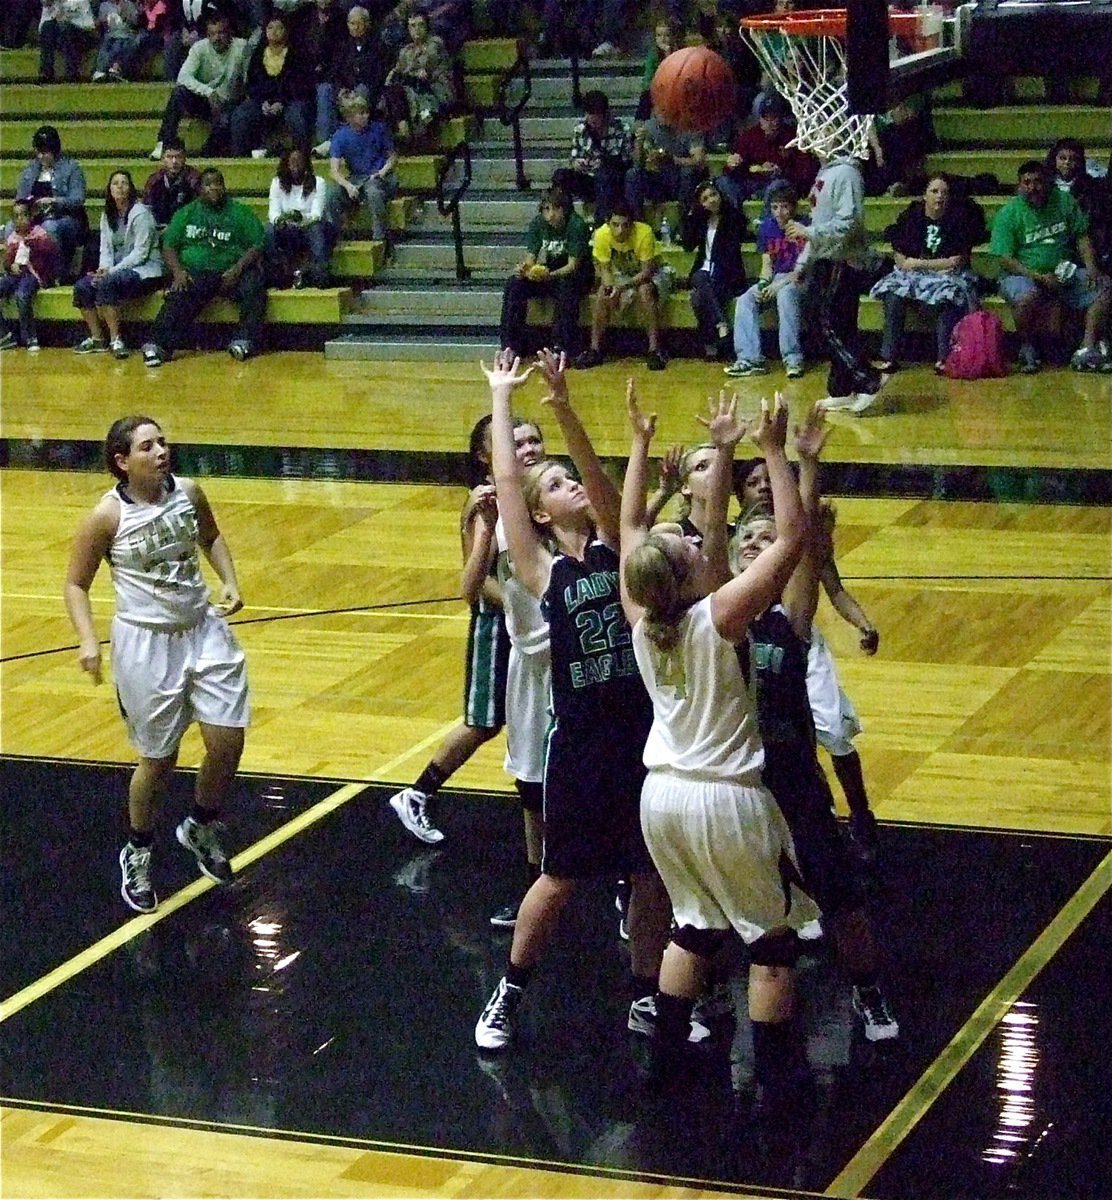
[388,794,444,844]
[175,823,234,884]
[489,914,518,928]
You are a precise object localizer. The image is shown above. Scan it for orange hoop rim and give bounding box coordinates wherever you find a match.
[740,7,922,38]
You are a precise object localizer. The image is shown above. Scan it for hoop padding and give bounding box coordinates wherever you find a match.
[742,9,878,161]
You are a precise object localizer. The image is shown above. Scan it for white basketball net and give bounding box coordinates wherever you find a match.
[742,25,873,161]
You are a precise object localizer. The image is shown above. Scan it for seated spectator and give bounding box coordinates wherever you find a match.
[718,92,816,208]
[150,11,249,159]
[864,95,935,198]
[870,174,987,372]
[1047,137,1103,219]
[16,126,88,281]
[0,201,60,353]
[265,148,334,288]
[143,138,202,228]
[635,20,681,122]
[726,180,807,378]
[130,0,175,79]
[552,90,633,226]
[990,160,1110,373]
[574,199,671,372]
[624,105,708,222]
[679,177,748,360]
[38,0,96,82]
[382,0,472,56]
[142,167,266,366]
[305,0,346,157]
[230,12,313,157]
[91,0,142,81]
[73,170,164,359]
[323,5,389,157]
[500,186,592,359]
[382,12,457,143]
[325,94,398,254]
[162,0,220,82]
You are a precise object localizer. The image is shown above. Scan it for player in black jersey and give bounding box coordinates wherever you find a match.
[732,413,899,1043]
[475,350,672,1052]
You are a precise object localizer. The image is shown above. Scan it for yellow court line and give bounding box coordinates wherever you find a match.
[824,847,1112,1199]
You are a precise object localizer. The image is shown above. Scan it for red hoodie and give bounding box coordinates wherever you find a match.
[4,225,61,286]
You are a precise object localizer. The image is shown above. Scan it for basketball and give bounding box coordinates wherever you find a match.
[650,46,737,133]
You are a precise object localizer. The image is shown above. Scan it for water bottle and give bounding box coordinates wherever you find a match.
[658,218,672,248]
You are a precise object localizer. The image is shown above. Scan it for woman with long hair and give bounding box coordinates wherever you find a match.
[264,148,333,288]
[72,168,162,358]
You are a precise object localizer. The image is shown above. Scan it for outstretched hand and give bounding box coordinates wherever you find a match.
[626,377,656,441]
[696,389,747,447]
[793,403,829,460]
[750,391,789,454]
[658,443,685,494]
[480,347,535,390]
[535,347,570,407]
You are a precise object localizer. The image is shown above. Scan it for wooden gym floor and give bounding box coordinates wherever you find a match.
[1,348,1110,1199]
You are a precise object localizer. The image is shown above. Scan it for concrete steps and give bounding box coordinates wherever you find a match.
[325,331,498,360]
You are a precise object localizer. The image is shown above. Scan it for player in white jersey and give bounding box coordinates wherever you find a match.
[64,416,250,914]
[620,385,819,1093]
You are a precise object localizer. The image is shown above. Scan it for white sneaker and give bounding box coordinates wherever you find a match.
[92,70,107,81]
[852,985,900,1042]
[110,336,128,359]
[387,787,444,843]
[798,918,824,941]
[26,338,41,353]
[628,995,710,1043]
[312,139,331,159]
[819,391,882,415]
[250,147,268,159]
[476,977,523,1050]
[149,140,163,160]
[592,40,619,56]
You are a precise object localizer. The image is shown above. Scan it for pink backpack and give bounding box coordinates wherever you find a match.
[942,310,1008,380]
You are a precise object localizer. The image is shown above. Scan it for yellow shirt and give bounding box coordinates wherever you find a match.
[592,220,657,278]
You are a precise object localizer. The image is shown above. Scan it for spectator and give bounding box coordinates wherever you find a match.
[624,106,708,222]
[574,199,671,372]
[229,12,313,157]
[679,177,748,360]
[2,0,40,48]
[864,95,935,198]
[726,180,807,378]
[552,90,633,225]
[718,92,816,208]
[635,20,681,122]
[73,170,164,359]
[38,0,96,82]
[0,201,60,353]
[16,126,88,281]
[382,12,457,143]
[142,138,202,228]
[382,0,472,57]
[91,0,142,81]
[325,94,398,256]
[324,5,390,156]
[304,0,346,157]
[870,174,987,372]
[265,148,334,288]
[162,0,219,82]
[990,160,1110,373]
[130,0,175,80]
[150,12,249,159]
[1046,137,1102,220]
[500,186,592,359]
[142,167,266,366]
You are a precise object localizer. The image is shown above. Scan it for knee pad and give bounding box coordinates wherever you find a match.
[671,924,728,959]
[514,779,543,812]
[749,930,801,968]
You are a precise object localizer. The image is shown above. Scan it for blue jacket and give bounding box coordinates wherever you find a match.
[16,155,88,222]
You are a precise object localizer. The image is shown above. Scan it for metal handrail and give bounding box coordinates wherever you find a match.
[435,137,473,282]
[495,45,533,191]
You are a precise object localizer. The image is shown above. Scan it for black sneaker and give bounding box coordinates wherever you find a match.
[852,984,899,1041]
[846,809,879,865]
[574,347,604,369]
[489,903,519,929]
[141,342,165,368]
[476,977,524,1050]
[176,816,234,884]
[646,349,667,371]
[628,995,710,1043]
[119,843,157,912]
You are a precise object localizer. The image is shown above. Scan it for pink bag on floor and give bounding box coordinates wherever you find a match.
[941,310,1008,379]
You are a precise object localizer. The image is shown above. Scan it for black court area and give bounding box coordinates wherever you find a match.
[1,757,1109,1199]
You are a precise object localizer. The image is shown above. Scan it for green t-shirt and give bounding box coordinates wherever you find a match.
[163,196,265,274]
[989,187,1088,273]
[526,211,590,271]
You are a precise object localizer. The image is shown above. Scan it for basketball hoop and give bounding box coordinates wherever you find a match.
[740,8,922,161]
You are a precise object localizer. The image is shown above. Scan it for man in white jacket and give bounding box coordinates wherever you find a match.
[151,11,249,158]
[789,155,888,415]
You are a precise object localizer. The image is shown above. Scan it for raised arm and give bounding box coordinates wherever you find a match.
[780,404,830,641]
[535,349,621,548]
[644,442,684,527]
[481,351,549,598]
[695,390,747,591]
[618,379,656,627]
[459,484,500,606]
[710,394,807,643]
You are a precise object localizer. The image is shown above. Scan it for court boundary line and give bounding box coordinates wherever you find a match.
[823,847,1112,1198]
